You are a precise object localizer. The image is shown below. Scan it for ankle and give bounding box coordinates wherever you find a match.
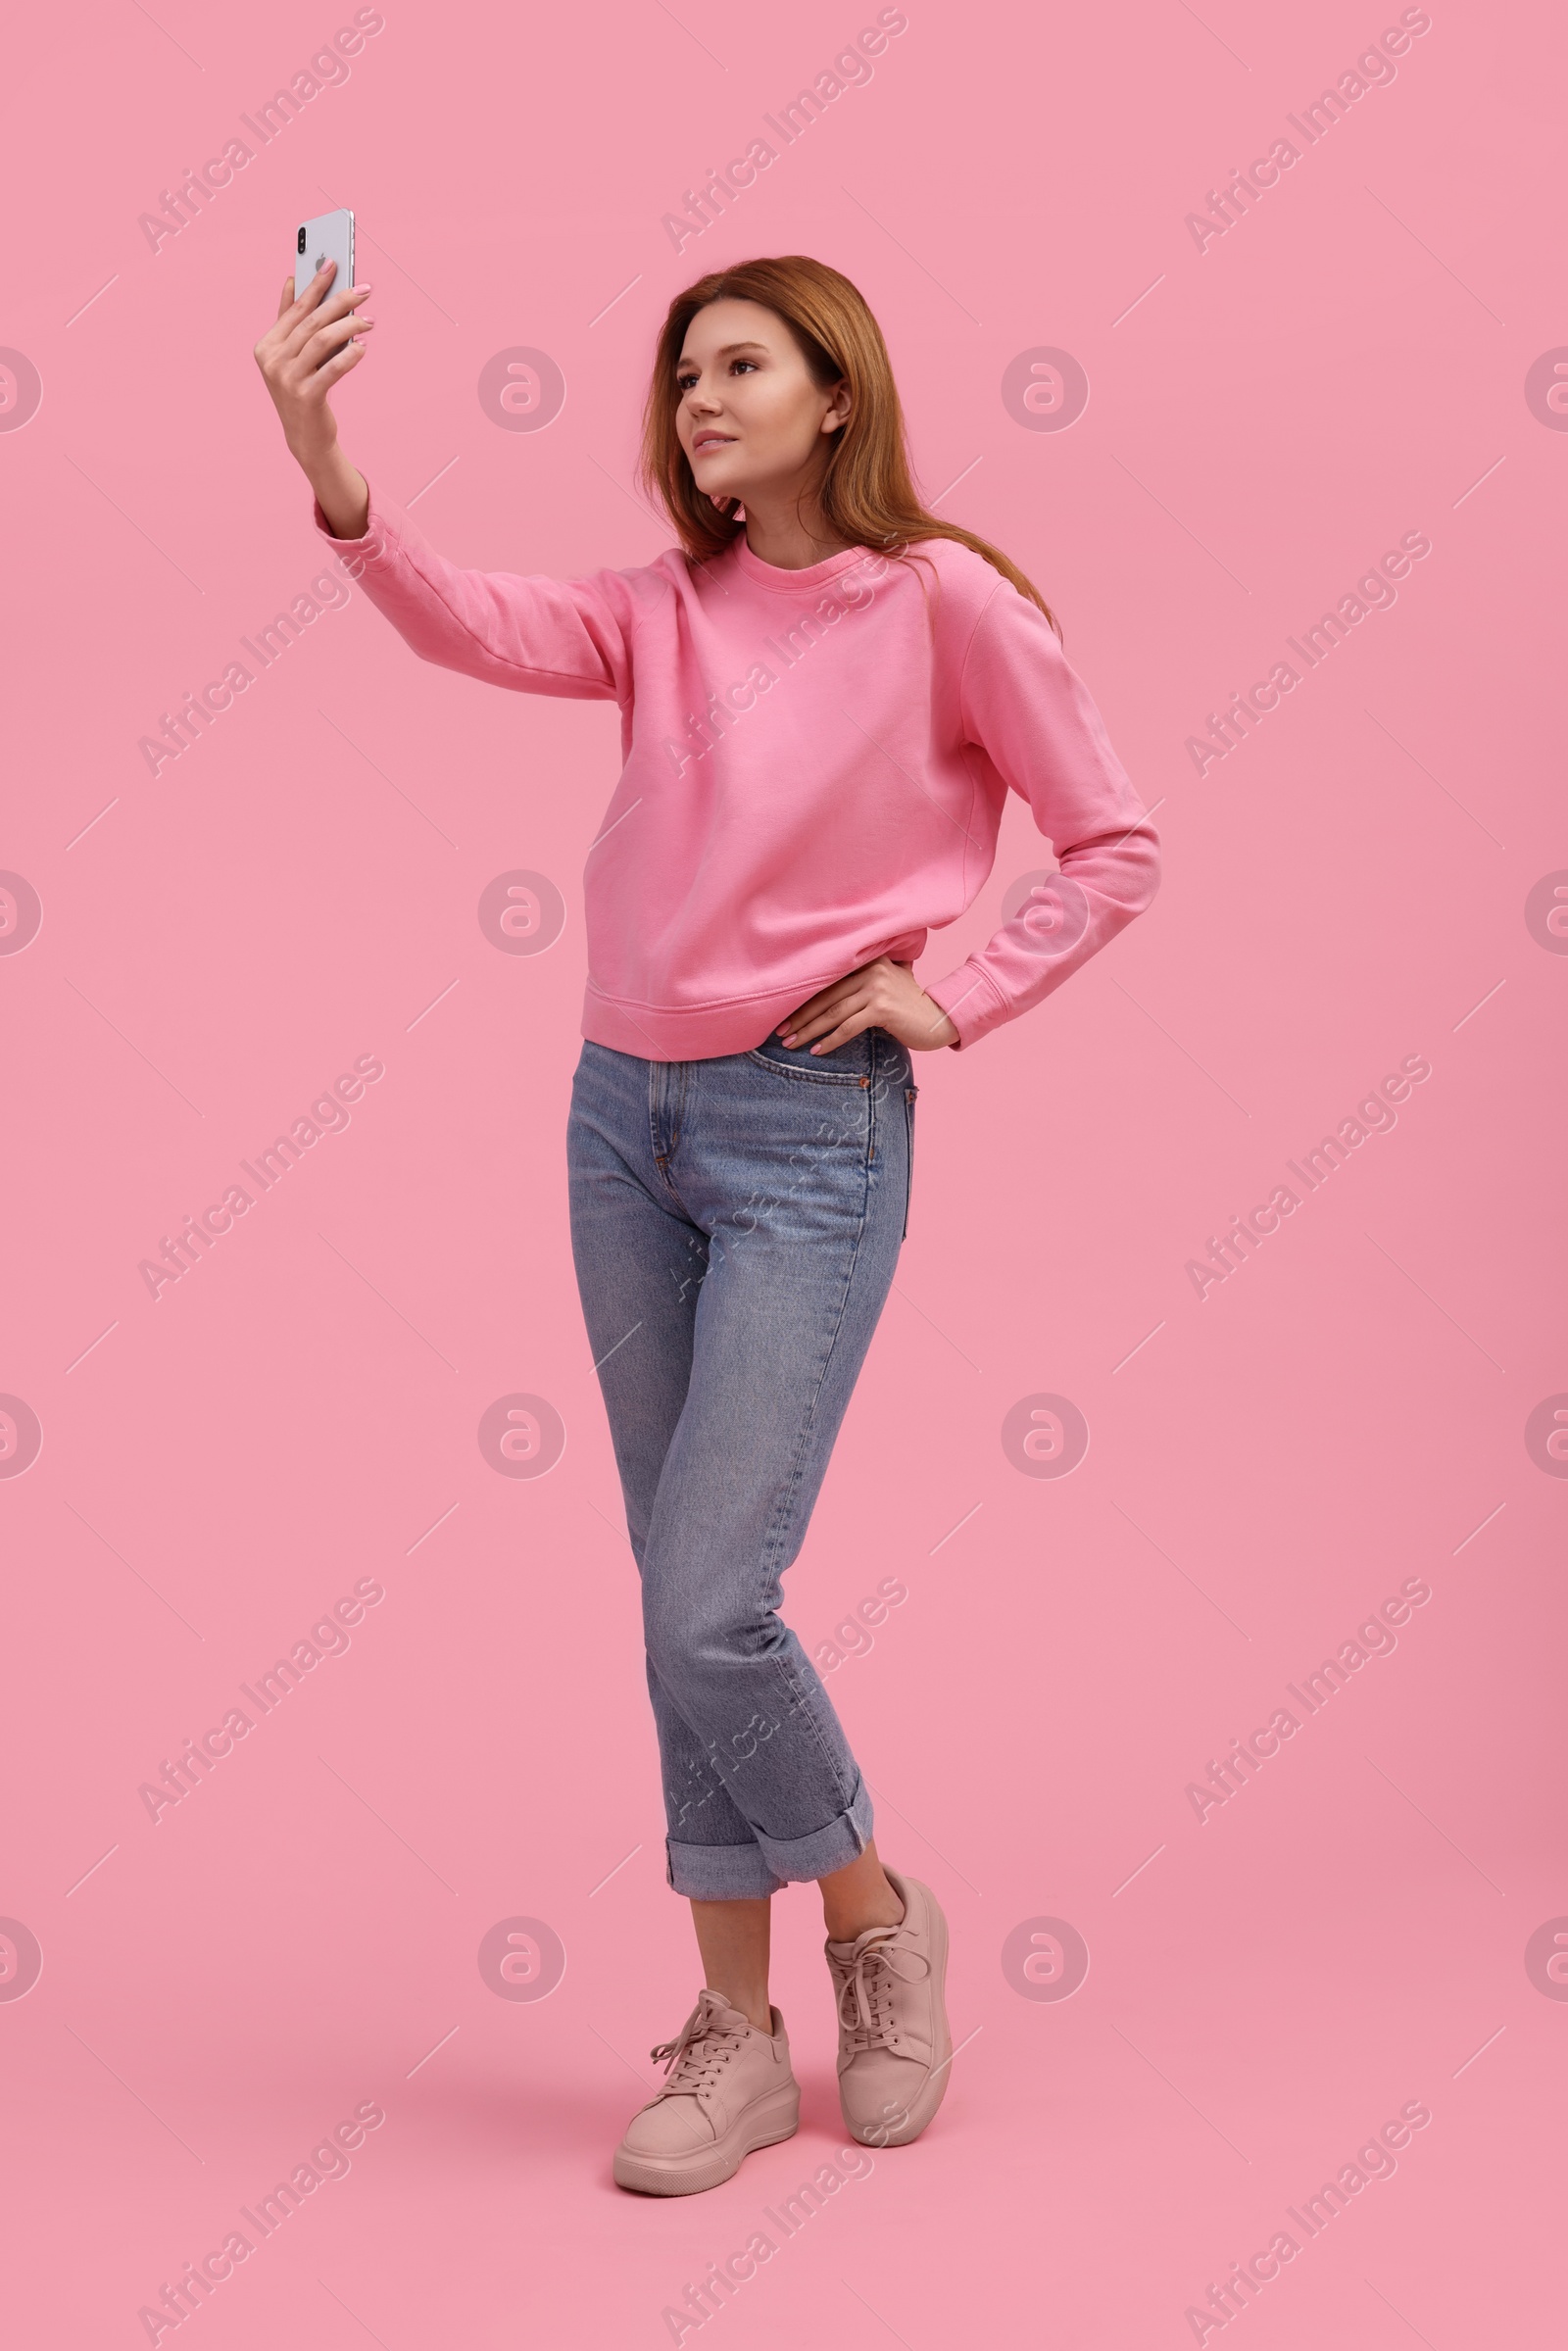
[824,1875,905,1942]
[709,1984,772,2033]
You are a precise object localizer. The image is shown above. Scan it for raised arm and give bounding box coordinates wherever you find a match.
[254,260,373,539]
[253,263,629,701]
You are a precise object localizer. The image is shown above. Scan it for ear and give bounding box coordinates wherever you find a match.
[821,379,853,435]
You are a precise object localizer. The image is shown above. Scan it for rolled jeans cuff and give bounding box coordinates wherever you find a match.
[760,1776,875,1884]
[666,1838,787,1900]
[667,1779,875,1900]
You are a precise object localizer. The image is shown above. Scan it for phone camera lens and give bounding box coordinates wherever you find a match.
[297,226,308,254]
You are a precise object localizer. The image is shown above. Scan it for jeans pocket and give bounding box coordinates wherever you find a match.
[746,1029,875,1085]
[902,1084,918,1241]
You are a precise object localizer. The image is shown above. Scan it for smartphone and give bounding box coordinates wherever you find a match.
[295,208,355,301]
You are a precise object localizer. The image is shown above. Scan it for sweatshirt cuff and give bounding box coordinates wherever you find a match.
[922,963,1008,1052]
[312,483,406,577]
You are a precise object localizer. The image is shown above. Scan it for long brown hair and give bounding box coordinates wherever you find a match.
[638,255,1059,635]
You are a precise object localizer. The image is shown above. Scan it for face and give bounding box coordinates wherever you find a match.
[674,298,850,510]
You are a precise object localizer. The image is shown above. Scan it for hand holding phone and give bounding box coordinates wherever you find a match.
[295,209,355,303]
[253,213,373,539]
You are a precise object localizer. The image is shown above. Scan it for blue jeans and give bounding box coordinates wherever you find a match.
[566,1025,918,1899]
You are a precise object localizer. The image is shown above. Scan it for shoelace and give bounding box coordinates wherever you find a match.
[833,1924,930,2054]
[649,1991,748,2100]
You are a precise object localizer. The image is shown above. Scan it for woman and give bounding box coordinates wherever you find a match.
[256,253,1159,2195]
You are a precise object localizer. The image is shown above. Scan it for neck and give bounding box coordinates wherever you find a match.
[739,481,853,571]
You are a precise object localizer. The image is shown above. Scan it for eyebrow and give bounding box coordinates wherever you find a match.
[676,341,770,366]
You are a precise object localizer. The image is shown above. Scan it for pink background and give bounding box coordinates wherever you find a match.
[3,1,1565,2342]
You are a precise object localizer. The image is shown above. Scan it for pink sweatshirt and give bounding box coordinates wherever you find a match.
[317,491,1160,1058]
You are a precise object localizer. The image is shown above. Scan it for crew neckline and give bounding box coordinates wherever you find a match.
[729,534,874,593]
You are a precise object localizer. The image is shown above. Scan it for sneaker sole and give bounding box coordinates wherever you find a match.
[843,1880,953,2149]
[612,2081,801,2196]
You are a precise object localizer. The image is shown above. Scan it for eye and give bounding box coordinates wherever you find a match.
[730,358,758,375]
[675,370,697,392]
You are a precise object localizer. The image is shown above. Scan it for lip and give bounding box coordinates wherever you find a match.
[690,431,737,454]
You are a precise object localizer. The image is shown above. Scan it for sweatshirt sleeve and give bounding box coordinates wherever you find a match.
[313,485,634,704]
[921,583,1160,1051]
